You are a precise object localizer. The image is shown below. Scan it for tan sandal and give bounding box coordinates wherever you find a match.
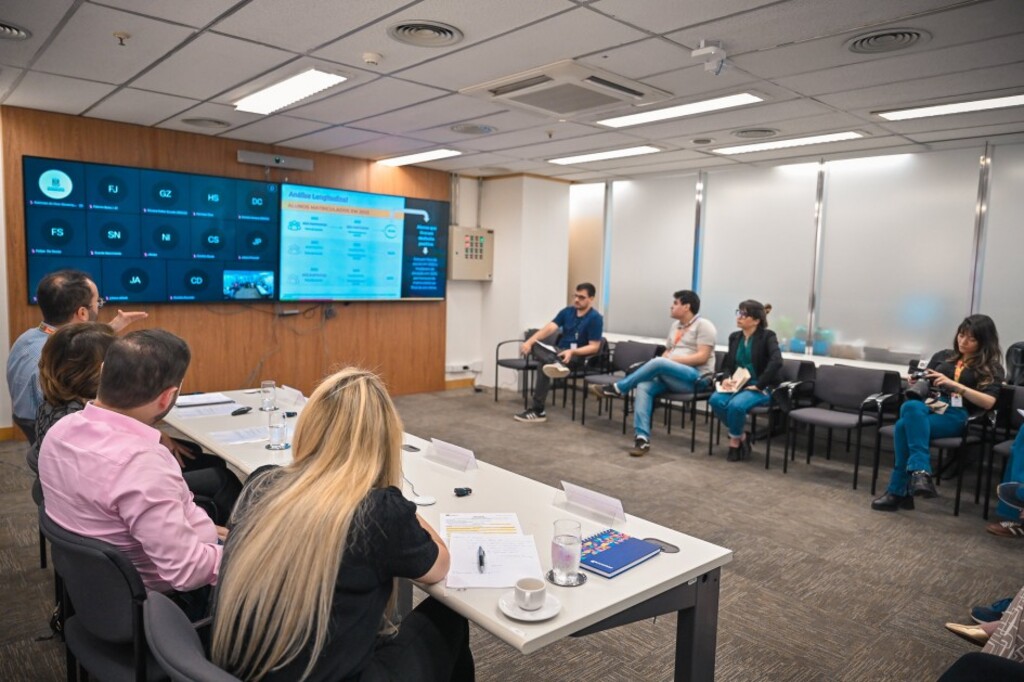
[945,622,989,646]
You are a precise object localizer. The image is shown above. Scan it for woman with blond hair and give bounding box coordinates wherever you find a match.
[211,368,473,682]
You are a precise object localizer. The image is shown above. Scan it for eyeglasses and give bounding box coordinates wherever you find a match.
[735,309,750,318]
[574,294,589,300]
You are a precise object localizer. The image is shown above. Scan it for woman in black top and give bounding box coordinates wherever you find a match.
[708,300,783,461]
[212,368,474,682]
[872,314,1004,512]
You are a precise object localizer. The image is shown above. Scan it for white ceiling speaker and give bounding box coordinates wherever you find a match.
[460,60,671,118]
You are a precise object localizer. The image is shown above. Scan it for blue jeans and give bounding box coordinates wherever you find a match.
[997,428,1024,520]
[709,389,772,439]
[886,399,968,495]
[613,357,705,440]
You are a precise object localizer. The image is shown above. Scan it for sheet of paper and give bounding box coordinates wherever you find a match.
[210,426,273,444]
[176,392,233,407]
[440,512,522,539]
[446,534,543,589]
[172,402,239,419]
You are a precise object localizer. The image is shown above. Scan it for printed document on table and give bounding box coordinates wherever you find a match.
[210,426,271,444]
[173,403,240,419]
[446,534,543,589]
[440,513,522,539]
[176,392,233,407]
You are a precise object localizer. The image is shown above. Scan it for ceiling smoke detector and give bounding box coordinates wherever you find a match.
[0,21,31,40]
[182,117,231,129]
[387,21,464,47]
[732,128,778,139]
[450,123,497,135]
[845,28,930,54]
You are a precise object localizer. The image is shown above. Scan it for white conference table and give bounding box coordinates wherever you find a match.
[164,389,733,681]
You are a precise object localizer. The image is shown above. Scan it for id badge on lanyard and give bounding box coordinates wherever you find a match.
[950,361,964,408]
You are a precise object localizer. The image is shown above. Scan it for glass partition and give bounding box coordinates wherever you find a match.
[978,142,1024,350]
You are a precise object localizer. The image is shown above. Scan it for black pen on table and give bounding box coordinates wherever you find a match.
[477,545,486,573]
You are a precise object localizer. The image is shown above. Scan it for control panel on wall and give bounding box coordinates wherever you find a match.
[449,226,493,281]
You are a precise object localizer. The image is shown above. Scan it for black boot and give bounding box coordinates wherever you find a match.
[871,492,915,512]
[909,470,938,498]
[726,446,740,462]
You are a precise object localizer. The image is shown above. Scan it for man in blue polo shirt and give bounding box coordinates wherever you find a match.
[514,283,604,423]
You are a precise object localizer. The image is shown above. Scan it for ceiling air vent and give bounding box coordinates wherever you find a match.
[845,28,930,54]
[450,123,497,135]
[461,60,670,118]
[387,21,464,47]
[733,128,778,139]
[0,21,31,40]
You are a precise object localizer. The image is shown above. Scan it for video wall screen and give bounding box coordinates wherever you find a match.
[279,183,449,301]
[23,156,280,304]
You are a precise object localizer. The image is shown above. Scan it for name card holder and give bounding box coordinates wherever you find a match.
[427,438,479,471]
[278,385,307,408]
[554,480,626,524]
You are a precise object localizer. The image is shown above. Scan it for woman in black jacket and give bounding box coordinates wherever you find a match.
[708,300,783,461]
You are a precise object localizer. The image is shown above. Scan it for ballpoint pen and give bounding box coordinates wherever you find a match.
[477,545,486,573]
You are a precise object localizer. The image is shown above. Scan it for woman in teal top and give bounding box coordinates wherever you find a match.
[709,300,783,461]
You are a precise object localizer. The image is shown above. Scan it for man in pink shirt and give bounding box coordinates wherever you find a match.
[39,329,223,595]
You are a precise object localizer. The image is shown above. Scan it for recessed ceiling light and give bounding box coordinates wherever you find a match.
[450,123,497,135]
[596,93,762,128]
[845,28,930,54]
[235,69,347,115]
[0,21,31,40]
[181,117,231,129]
[549,145,660,165]
[712,132,863,155]
[876,94,1024,121]
[377,149,462,167]
[388,21,464,47]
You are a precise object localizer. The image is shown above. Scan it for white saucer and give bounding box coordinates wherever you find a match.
[498,591,561,622]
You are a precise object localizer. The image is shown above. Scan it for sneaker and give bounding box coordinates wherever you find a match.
[971,597,1013,624]
[629,437,650,457]
[589,383,621,399]
[513,409,547,423]
[542,362,570,379]
[986,520,1024,537]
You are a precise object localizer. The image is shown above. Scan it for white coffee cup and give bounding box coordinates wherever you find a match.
[514,577,546,611]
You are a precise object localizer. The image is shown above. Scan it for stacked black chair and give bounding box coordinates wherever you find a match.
[144,592,240,682]
[39,509,168,682]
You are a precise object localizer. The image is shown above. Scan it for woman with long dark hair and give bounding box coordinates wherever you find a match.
[708,300,782,461]
[872,314,1004,512]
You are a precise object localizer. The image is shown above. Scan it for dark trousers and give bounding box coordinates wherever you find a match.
[529,345,581,412]
[176,440,242,526]
[14,416,37,445]
[359,598,474,682]
[938,651,1024,681]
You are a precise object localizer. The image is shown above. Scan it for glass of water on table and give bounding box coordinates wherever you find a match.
[549,519,585,586]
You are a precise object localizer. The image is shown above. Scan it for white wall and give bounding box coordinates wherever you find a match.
[568,183,605,295]
[445,176,484,374]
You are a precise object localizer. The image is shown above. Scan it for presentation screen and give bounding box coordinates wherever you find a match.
[278,183,449,301]
[23,156,280,304]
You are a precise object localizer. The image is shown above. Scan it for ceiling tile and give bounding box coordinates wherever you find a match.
[4,71,115,114]
[412,108,553,143]
[418,152,522,172]
[287,77,448,125]
[625,156,737,175]
[277,126,381,152]
[706,134,918,164]
[642,63,759,97]
[132,33,294,99]
[589,0,779,36]
[220,115,328,143]
[331,136,435,160]
[158,102,263,134]
[0,0,74,68]
[349,94,506,134]
[907,123,1024,144]
[658,111,880,148]
[622,98,829,140]
[313,0,575,75]
[96,0,240,28]
[32,4,194,84]
[399,7,648,91]
[212,0,412,53]
[502,131,652,160]
[458,121,604,152]
[878,106,1024,136]
[85,88,199,126]
[580,148,706,171]
[578,37,702,80]
[0,67,24,99]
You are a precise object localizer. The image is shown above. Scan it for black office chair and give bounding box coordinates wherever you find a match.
[38,509,168,682]
[550,337,611,421]
[784,365,897,489]
[1006,342,1024,386]
[984,385,1024,519]
[494,328,557,408]
[581,340,662,429]
[144,592,240,682]
[655,350,725,453]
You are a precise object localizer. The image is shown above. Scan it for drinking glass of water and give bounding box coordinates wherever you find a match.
[259,380,277,412]
[550,519,582,586]
[265,411,289,450]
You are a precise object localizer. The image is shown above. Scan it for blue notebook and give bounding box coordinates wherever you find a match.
[580,529,661,578]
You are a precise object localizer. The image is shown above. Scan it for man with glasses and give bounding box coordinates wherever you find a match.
[514,283,604,423]
[592,290,716,456]
[6,269,147,442]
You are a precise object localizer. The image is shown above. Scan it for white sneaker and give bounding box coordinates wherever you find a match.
[542,362,570,379]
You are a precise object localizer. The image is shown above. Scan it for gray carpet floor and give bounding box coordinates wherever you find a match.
[1,387,1019,681]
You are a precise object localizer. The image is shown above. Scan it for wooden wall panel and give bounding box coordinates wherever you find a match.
[3,106,449,396]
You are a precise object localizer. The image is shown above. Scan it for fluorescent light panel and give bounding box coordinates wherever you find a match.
[713,132,862,155]
[597,93,763,128]
[377,149,462,167]
[235,69,346,115]
[876,94,1024,121]
[548,145,660,165]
